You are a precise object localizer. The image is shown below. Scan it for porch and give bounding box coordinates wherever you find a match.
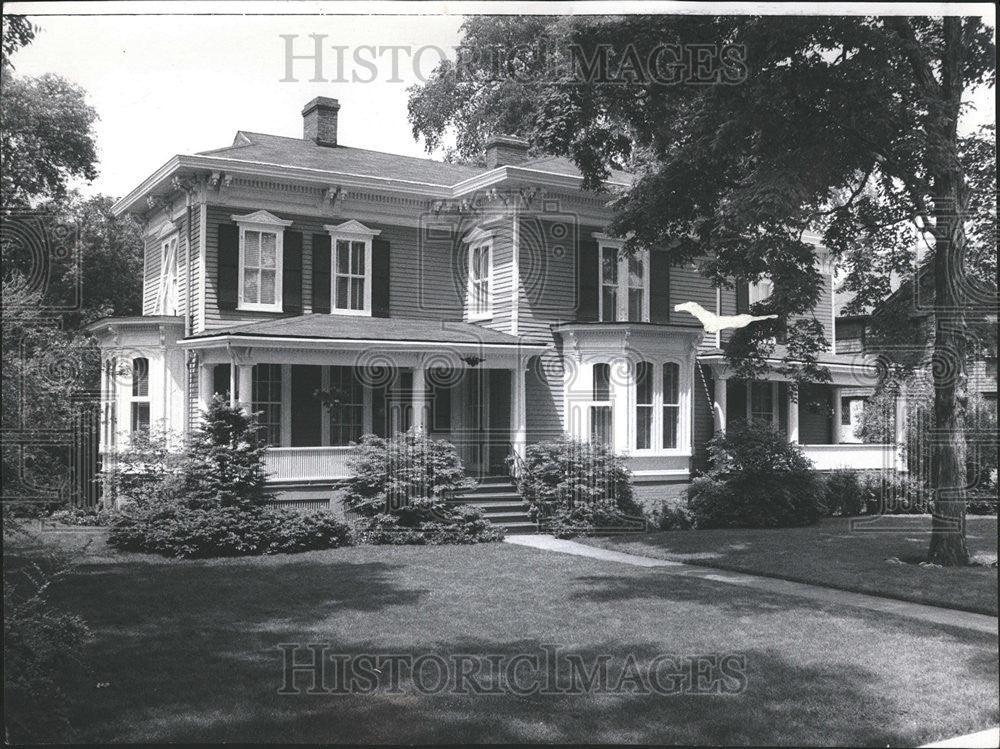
[183,315,545,484]
[703,357,906,471]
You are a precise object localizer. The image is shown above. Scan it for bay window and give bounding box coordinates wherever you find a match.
[597,237,649,322]
[590,362,613,446]
[635,361,653,450]
[662,362,680,449]
[130,357,150,434]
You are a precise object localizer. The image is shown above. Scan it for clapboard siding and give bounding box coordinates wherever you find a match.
[526,351,564,443]
[516,215,580,343]
[671,264,719,351]
[202,205,463,331]
[187,206,201,332]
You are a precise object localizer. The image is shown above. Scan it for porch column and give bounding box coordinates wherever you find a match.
[712,374,727,433]
[412,362,426,433]
[511,360,527,462]
[238,364,253,412]
[280,364,292,447]
[831,386,842,443]
[229,362,237,409]
[787,387,799,443]
[198,359,213,416]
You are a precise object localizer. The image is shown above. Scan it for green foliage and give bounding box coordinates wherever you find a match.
[177,396,275,510]
[1,70,99,206]
[343,430,503,544]
[687,419,823,529]
[512,437,642,537]
[822,468,869,517]
[647,496,694,531]
[48,506,114,527]
[105,398,356,557]
[102,425,186,506]
[1,15,36,65]
[107,504,354,559]
[3,527,92,742]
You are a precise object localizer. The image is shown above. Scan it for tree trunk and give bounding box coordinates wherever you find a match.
[926,18,970,567]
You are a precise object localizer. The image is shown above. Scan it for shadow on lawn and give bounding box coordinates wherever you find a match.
[38,553,995,745]
[59,633,990,746]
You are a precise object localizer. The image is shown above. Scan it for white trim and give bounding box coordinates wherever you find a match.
[597,240,650,323]
[235,221,285,312]
[510,211,520,336]
[466,236,493,322]
[327,227,374,316]
[182,333,543,352]
[231,210,293,228]
[323,219,381,239]
[462,225,499,245]
[155,232,179,316]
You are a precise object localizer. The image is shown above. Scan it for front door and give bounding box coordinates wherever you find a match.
[461,369,489,476]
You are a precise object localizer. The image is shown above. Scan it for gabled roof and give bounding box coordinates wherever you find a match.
[200,131,486,187]
[184,314,542,347]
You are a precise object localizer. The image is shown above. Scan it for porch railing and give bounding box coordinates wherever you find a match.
[264,446,355,482]
[801,443,903,471]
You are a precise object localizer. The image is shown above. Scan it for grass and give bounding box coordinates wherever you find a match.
[5,528,998,745]
[579,515,998,615]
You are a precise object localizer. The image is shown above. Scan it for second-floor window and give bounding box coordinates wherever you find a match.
[325,220,380,316]
[233,212,292,312]
[598,240,649,322]
[468,241,492,320]
[157,233,178,315]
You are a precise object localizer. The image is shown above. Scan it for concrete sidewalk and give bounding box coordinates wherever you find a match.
[505,535,998,635]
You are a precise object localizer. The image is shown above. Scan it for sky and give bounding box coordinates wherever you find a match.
[6,2,997,200]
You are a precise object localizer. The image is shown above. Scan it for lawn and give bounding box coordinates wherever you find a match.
[6,529,999,745]
[579,515,998,615]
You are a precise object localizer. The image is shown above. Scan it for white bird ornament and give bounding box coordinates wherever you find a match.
[673,301,777,334]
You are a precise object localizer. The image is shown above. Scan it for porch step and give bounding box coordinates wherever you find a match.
[452,477,536,534]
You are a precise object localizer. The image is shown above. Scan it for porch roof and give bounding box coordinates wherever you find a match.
[184,314,542,348]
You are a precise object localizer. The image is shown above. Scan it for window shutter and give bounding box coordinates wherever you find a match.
[217,223,239,310]
[312,234,331,314]
[283,230,303,315]
[372,236,390,317]
[649,250,671,323]
[577,235,599,321]
[735,280,749,314]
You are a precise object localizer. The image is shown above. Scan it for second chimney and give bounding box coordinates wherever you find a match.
[303,97,340,147]
[485,135,530,169]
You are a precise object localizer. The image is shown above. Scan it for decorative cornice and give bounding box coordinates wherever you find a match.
[230,209,294,227]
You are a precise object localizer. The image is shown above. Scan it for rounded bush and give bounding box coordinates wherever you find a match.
[687,419,823,529]
[512,437,643,537]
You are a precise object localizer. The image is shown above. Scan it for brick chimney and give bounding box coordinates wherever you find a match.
[485,135,530,169]
[302,97,340,147]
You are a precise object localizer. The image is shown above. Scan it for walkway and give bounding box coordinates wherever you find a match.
[505,535,998,635]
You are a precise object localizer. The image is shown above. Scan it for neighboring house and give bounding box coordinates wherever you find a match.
[835,267,998,442]
[88,96,904,513]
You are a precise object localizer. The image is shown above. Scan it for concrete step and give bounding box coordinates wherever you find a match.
[503,522,540,535]
[464,501,526,513]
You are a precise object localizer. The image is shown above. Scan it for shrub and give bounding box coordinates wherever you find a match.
[648,497,694,531]
[512,437,643,538]
[687,419,823,529]
[344,430,503,544]
[102,425,184,506]
[176,396,274,510]
[107,504,353,558]
[3,524,92,742]
[48,506,114,526]
[822,468,867,516]
[105,398,355,558]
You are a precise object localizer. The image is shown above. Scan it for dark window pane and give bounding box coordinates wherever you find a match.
[132,358,149,397]
[593,363,610,401]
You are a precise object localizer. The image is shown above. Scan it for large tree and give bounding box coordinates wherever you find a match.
[409,15,996,564]
[1,15,99,207]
